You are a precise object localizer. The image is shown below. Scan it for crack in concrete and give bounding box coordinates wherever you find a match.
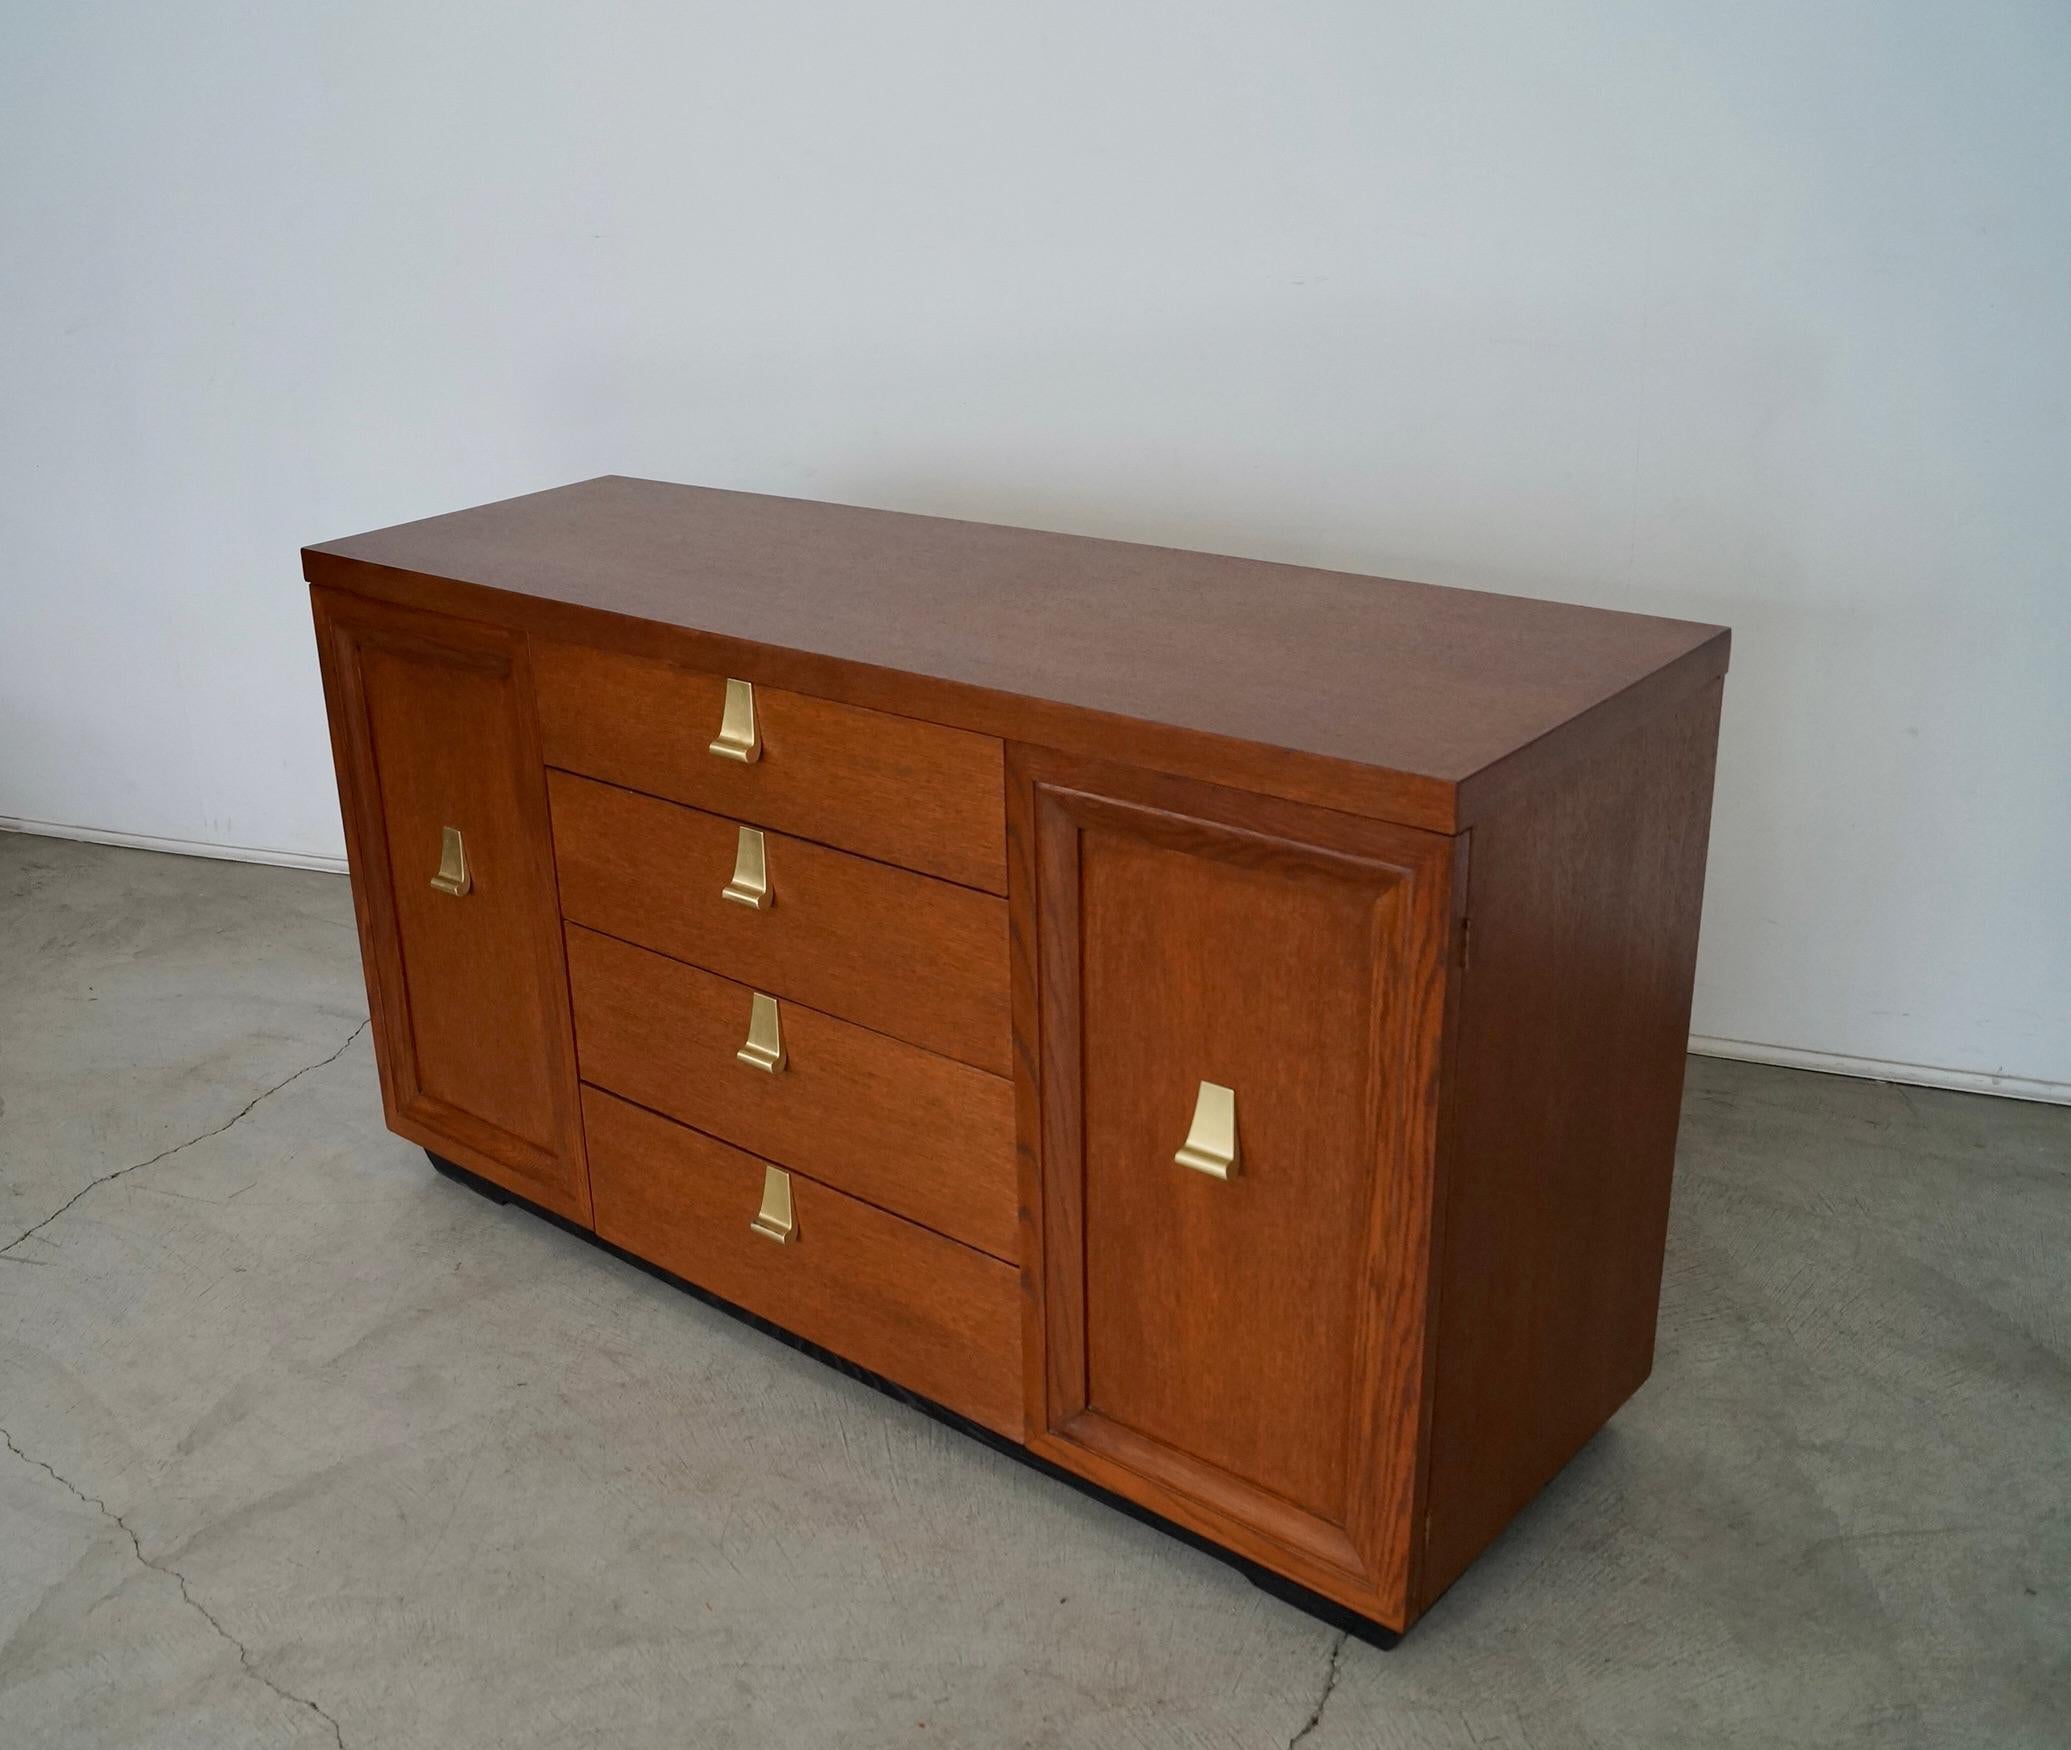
[1,1426,346,1748]
[1,1017,368,1260]
[1287,1629,1348,1748]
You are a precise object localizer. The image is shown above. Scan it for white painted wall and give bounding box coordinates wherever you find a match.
[3,3,2065,1093]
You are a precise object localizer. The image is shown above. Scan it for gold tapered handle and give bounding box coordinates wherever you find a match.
[750,1164,795,1243]
[708,677,761,763]
[1175,1081,1238,1180]
[429,825,472,897]
[721,825,771,910]
[736,991,787,1073]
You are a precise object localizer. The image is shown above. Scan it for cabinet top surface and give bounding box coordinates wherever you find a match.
[306,475,1728,797]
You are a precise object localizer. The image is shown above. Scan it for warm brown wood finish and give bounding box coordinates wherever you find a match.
[307,476,1728,833]
[548,771,1010,1076]
[1415,679,1725,1614]
[308,478,1728,1635]
[310,588,588,1222]
[535,639,1006,891]
[565,926,1017,1262]
[585,1089,1022,1438]
[1023,753,1456,1623]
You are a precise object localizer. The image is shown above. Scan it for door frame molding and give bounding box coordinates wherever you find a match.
[312,586,590,1221]
[1006,745,1461,1623]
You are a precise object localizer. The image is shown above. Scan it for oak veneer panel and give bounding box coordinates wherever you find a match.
[566,926,1018,1262]
[1416,677,1725,1613]
[311,589,588,1222]
[305,476,1731,832]
[585,1089,1022,1439]
[1023,754,1457,1624]
[1080,830,1383,1519]
[549,772,1010,1076]
[535,640,1006,892]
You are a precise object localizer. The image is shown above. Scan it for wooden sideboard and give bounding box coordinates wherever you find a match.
[306,476,1728,1634]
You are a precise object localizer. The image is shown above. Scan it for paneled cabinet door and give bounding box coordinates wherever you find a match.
[1027,767,1455,1623]
[312,589,588,1222]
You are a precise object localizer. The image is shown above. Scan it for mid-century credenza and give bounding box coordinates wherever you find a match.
[306,476,1728,1634]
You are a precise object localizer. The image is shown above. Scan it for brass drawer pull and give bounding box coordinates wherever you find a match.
[708,677,761,763]
[750,1164,795,1243]
[1175,1081,1238,1180]
[429,825,472,897]
[737,991,787,1073]
[721,825,771,910]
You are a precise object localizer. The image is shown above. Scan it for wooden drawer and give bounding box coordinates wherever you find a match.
[566,926,1018,1261]
[585,1087,1022,1438]
[535,641,1006,893]
[549,772,1010,1077]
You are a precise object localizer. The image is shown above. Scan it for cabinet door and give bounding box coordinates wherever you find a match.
[313,589,588,1222]
[1026,763,1455,1623]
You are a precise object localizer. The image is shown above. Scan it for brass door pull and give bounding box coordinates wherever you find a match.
[750,1164,795,1243]
[737,991,787,1073]
[708,677,761,763]
[1175,1081,1238,1180]
[430,825,472,897]
[722,825,771,909]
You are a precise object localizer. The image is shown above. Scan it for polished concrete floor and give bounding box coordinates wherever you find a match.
[0,830,2064,1749]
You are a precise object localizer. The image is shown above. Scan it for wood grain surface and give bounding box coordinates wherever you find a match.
[535,638,1006,891]
[305,476,1730,832]
[1416,678,1725,1613]
[549,771,1011,1076]
[307,482,1732,1638]
[585,1086,1023,1438]
[566,926,1018,1261]
[1019,751,1457,1626]
[311,588,589,1221]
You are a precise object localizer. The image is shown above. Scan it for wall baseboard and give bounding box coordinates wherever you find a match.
[5,815,2062,1107]
[0,814,349,874]
[1688,1034,2068,1107]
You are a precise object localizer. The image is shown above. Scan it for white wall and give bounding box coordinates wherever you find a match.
[3,2,2065,1095]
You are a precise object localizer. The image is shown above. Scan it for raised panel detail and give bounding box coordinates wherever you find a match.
[313,589,588,1221]
[1080,826,1396,1520]
[1026,764,1456,1622]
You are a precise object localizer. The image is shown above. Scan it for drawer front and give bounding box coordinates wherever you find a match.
[535,641,1006,893]
[550,772,1010,1077]
[585,1087,1022,1437]
[567,926,1018,1261]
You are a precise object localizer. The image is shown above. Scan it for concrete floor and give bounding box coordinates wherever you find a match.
[0,832,2064,1749]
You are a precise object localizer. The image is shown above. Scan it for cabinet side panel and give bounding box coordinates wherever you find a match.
[1419,677,1724,1610]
